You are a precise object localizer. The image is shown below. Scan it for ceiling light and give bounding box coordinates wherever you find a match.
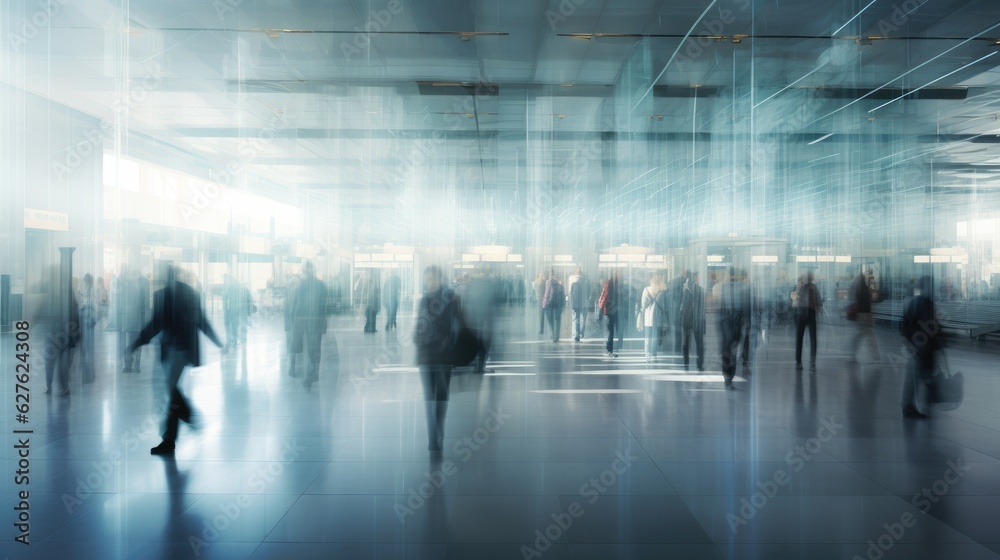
[266,30,280,38]
[808,133,833,145]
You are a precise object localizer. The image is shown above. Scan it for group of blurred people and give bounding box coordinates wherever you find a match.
[353,270,402,333]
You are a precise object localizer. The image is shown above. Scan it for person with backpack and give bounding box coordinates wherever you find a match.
[543,271,566,342]
[900,276,941,419]
[567,267,590,342]
[599,271,622,357]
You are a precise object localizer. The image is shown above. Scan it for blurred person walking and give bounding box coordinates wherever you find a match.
[567,267,591,342]
[639,274,663,361]
[900,276,941,419]
[680,271,706,371]
[96,276,109,328]
[847,269,880,364]
[356,271,380,333]
[289,261,329,391]
[223,274,255,350]
[129,265,225,455]
[415,266,462,453]
[534,272,547,336]
[718,268,750,390]
[284,274,302,376]
[543,271,566,342]
[464,272,498,374]
[795,270,822,371]
[383,270,402,331]
[77,273,97,384]
[41,266,81,396]
[599,271,622,357]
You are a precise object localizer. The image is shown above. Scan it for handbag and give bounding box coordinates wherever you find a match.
[448,326,481,368]
[928,353,964,410]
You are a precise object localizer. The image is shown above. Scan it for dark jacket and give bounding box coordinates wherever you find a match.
[853,275,872,314]
[414,287,461,365]
[132,279,222,366]
[681,281,705,332]
[291,276,329,335]
[901,294,940,357]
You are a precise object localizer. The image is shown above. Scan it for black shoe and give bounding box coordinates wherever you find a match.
[903,406,928,419]
[303,376,316,393]
[150,442,175,455]
[44,386,52,394]
[60,387,70,396]
[795,362,804,371]
[809,363,816,372]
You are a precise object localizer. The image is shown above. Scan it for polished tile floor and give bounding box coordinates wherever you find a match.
[2,308,999,559]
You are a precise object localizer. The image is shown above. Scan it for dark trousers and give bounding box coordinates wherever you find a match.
[364,306,378,332]
[538,305,546,334]
[682,326,705,370]
[719,320,741,383]
[902,349,935,412]
[605,313,619,353]
[795,308,818,364]
[162,350,193,444]
[546,307,562,341]
[420,364,452,450]
[385,304,398,330]
[290,331,323,381]
[44,335,74,391]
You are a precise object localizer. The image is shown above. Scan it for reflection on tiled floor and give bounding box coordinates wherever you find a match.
[2,310,1000,559]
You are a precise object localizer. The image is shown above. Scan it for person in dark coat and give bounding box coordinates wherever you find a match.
[356,271,380,333]
[383,270,402,331]
[848,270,881,363]
[717,268,750,390]
[414,265,462,453]
[289,261,329,391]
[283,275,302,376]
[463,273,498,373]
[680,271,706,371]
[40,266,80,396]
[129,265,225,455]
[900,276,941,419]
[795,270,823,371]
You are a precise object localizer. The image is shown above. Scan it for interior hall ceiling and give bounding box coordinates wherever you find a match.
[3,0,1000,242]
